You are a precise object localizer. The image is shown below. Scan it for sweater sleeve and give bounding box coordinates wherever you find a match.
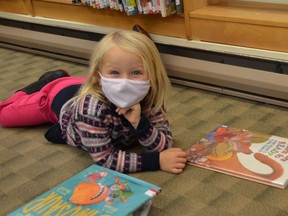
[114,108,171,171]
[135,109,173,152]
[116,112,168,172]
[141,151,160,171]
[44,123,66,144]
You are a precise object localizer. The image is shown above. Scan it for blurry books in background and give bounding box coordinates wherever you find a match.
[72,0,183,16]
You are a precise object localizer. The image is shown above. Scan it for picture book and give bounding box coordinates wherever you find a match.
[8,164,161,216]
[187,125,288,188]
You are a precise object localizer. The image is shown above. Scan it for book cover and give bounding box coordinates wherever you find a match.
[135,0,143,14]
[175,0,183,15]
[187,125,288,188]
[122,0,139,15]
[160,0,176,17]
[8,165,160,216]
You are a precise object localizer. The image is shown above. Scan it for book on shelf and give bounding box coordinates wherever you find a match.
[160,0,176,17]
[122,0,139,15]
[187,125,288,189]
[8,164,160,216]
[175,0,183,14]
[72,0,184,17]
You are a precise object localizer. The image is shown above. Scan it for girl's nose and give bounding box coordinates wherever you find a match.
[120,73,130,79]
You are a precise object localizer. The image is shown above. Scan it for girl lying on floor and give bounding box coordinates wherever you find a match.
[0,30,188,174]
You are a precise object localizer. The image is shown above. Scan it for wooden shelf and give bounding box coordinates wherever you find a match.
[0,0,186,39]
[33,1,186,38]
[190,2,288,27]
[188,1,288,52]
[0,0,31,14]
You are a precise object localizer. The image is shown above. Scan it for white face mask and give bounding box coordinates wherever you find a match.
[100,75,150,109]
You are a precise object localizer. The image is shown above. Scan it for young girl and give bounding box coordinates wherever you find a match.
[0,30,188,174]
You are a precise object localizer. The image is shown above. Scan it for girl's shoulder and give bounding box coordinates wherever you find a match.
[62,94,109,117]
[78,94,109,116]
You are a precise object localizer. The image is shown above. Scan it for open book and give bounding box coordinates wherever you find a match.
[187,125,288,188]
[8,164,160,215]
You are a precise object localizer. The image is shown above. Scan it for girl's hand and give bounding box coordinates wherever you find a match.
[116,103,141,128]
[160,148,188,174]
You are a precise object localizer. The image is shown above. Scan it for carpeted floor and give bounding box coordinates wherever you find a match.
[1,46,288,216]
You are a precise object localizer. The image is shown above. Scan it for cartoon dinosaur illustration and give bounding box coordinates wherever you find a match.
[69,180,109,206]
[69,172,133,206]
[188,126,284,181]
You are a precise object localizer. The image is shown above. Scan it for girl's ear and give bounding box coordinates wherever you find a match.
[93,68,98,76]
[95,70,102,86]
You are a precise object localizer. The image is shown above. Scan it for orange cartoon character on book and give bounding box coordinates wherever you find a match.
[187,125,284,182]
[69,171,110,205]
[69,171,133,206]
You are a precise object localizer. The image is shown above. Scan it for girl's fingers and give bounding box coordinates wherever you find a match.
[116,107,130,115]
[176,163,186,169]
[171,168,184,174]
[176,157,187,164]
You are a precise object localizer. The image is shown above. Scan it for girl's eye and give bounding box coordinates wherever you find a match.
[131,70,142,76]
[109,70,120,75]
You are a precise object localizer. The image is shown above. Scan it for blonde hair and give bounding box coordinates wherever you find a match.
[74,30,171,114]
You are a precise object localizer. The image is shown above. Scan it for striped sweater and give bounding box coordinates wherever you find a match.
[59,94,173,173]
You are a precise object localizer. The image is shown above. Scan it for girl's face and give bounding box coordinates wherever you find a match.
[100,47,148,81]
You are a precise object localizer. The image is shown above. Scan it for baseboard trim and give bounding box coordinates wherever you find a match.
[170,77,288,108]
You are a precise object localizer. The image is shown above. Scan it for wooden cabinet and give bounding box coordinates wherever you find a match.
[1,0,288,52]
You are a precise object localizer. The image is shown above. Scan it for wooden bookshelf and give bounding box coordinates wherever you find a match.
[0,0,288,52]
[0,0,186,38]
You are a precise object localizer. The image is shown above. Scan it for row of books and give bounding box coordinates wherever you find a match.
[72,0,184,17]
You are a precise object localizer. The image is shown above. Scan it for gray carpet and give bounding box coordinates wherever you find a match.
[1,47,288,216]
